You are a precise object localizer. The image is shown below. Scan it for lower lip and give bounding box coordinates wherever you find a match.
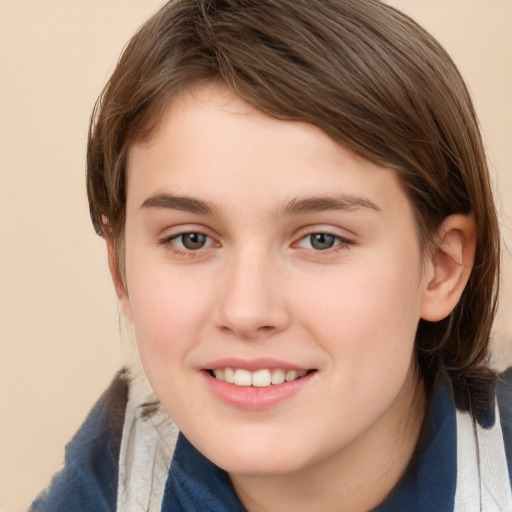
[203,371,315,410]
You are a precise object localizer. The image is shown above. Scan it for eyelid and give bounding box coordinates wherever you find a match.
[293,224,354,242]
[158,226,221,257]
[292,229,354,253]
[157,223,216,242]
[170,232,215,250]
[298,233,351,246]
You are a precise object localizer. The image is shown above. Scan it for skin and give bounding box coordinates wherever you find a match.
[113,82,475,511]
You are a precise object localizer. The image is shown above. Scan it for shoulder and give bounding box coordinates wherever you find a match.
[497,367,512,484]
[29,369,129,512]
[497,367,512,404]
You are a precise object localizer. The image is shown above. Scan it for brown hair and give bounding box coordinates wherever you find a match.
[87,0,500,399]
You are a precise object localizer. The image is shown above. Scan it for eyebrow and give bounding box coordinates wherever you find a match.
[140,193,217,215]
[279,195,381,215]
[140,192,381,216]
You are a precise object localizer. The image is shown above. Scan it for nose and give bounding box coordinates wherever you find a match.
[214,247,290,340]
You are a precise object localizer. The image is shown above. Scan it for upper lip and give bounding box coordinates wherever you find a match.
[203,357,312,372]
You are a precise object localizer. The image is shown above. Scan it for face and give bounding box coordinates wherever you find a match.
[120,82,430,478]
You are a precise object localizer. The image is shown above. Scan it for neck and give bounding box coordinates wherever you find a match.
[230,366,426,512]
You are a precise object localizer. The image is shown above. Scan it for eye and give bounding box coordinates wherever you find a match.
[166,232,213,251]
[296,232,351,251]
[309,233,336,250]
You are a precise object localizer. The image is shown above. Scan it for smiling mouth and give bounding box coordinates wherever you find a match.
[207,368,313,388]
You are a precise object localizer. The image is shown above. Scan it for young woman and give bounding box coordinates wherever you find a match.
[30,0,511,510]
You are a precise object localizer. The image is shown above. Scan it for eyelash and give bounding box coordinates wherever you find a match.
[159,232,216,257]
[295,232,353,253]
[159,230,353,257]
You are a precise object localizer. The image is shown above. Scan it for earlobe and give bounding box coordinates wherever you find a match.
[106,238,133,323]
[420,214,476,322]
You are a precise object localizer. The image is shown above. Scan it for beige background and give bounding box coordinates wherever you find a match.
[0,1,511,510]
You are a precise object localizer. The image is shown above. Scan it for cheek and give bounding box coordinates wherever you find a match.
[126,271,212,413]
[124,254,212,359]
[300,258,422,369]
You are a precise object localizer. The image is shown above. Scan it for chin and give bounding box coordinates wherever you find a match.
[217,454,308,477]
[196,433,316,477]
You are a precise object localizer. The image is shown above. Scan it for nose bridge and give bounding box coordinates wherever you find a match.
[215,243,288,338]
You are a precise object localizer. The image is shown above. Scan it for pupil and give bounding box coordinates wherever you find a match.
[311,233,334,250]
[182,233,205,250]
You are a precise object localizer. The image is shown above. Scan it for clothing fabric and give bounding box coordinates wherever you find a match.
[30,368,512,512]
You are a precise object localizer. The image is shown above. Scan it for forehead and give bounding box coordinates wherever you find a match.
[126,82,413,225]
[131,82,345,168]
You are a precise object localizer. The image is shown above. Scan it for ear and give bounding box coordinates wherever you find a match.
[106,237,133,323]
[420,214,476,322]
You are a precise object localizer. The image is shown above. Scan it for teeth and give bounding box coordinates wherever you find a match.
[234,369,252,386]
[224,367,235,384]
[211,367,309,387]
[271,368,285,385]
[252,369,271,387]
[285,369,298,382]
